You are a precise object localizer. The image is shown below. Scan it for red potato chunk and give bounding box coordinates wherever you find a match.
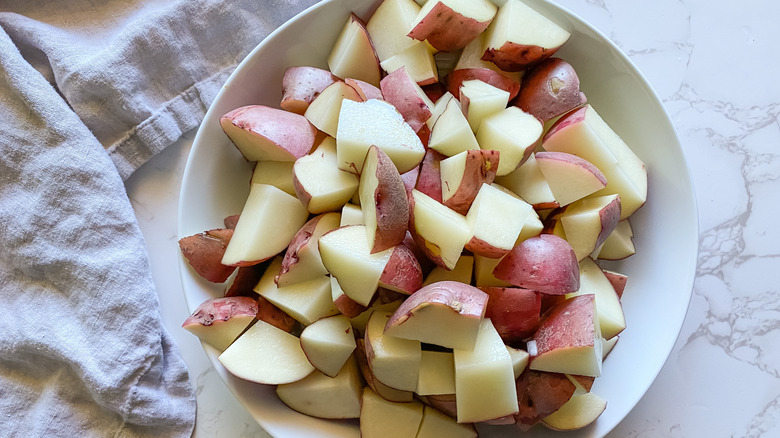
[280,66,339,114]
[514,369,577,430]
[492,234,579,295]
[479,287,541,345]
[179,228,235,283]
[514,58,586,123]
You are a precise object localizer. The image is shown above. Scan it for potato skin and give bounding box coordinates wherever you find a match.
[385,280,488,330]
[482,42,559,72]
[367,146,410,253]
[446,68,521,100]
[379,244,423,295]
[514,369,576,430]
[407,2,493,52]
[179,228,236,283]
[514,58,586,123]
[280,66,338,114]
[443,149,500,215]
[224,263,268,297]
[183,296,258,327]
[414,149,446,203]
[256,295,298,333]
[492,234,579,295]
[479,287,541,345]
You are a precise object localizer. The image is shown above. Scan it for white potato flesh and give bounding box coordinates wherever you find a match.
[495,153,558,209]
[423,254,474,286]
[417,405,477,438]
[318,225,392,306]
[327,15,381,86]
[476,106,542,175]
[460,79,511,133]
[543,104,647,219]
[360,387,424,437]
[339,203,364,226]
[410,190,471,270]
[559,194,621,261]
[366,0,422,62]
[276,356,363,419]
[365,311,422,392]
[336,99,425,174]
[466,184,530,256]
[304,81,360,137]
[453,318,518,423]
[416,350,456,396]
[221,184,309,266]
[219,319,314,385]
[596,219,635,260]
[485,0,570,49]
[300,315,357,377]
[567,257,626,340]
[542,392,608,431]
[428,98,480,156]
[379,41,439,86]
[254,257,339,326]
[293,137,359,214]
[251,160,295,196]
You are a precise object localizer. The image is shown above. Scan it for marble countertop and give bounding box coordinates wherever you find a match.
[125,0,780,436]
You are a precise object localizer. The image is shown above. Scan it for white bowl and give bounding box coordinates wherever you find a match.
[178,0,699,436]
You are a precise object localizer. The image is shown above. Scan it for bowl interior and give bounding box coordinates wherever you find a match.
[178,0,698,436]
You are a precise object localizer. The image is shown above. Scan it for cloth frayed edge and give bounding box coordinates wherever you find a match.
[107,65,234,181]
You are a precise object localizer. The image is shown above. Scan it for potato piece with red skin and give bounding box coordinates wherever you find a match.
[380,67,434,133]
[514,369,577,430]
[418,393,458,419]
[481,0,571,72]
[280,66,339,114]
[179,228,236,283]
[378,244,424,295]
[328,13,382,87]
[415,149,446,203]
[440,149,500,215]
[529,294,602,377]
[277,213,341,287]
[332,276,368,319]
[407,0,497,52]
[224,262,268,297]
[355,339,414,403]
[408,189,472,270]
[220,105,317,162]
[446,68,521,100]
[223,214,240,230]
[535,151,607,207]
[492,234,579,295]
[479,287,541,344]
[514,58,586,123]
[345,78,383,101]
[360,146,410,254]
[182,296,258,351]
[256,295,298,334]
[603,270,628,299]
[384,281,488,350]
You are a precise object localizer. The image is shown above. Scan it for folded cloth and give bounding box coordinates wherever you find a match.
[0,0,317,436]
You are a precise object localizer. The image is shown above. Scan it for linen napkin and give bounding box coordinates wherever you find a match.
[0,0,318,436]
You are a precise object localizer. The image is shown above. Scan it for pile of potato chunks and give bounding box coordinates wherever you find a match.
[179,0,648,435]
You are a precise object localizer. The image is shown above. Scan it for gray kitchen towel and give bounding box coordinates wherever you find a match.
[0,0,318,436]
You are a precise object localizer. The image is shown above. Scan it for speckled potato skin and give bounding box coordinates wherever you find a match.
[514,58,586,123]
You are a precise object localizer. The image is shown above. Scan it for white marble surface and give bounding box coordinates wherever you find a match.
[125,0,780,436]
